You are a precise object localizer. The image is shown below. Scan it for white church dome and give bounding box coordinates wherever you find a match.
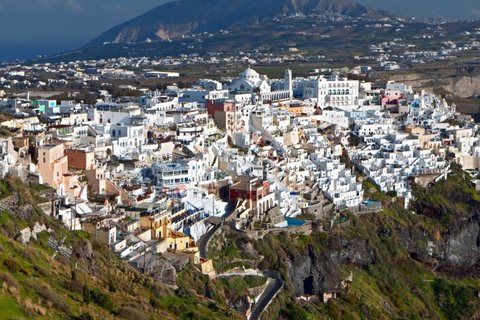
[239,66,259,80]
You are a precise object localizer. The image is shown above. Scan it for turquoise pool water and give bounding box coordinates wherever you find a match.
[286,217,306,226]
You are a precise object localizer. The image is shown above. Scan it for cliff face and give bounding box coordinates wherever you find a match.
[287,237,375,295]
[89,0,377,45]
[394,214,480,269]
[282,212,480,301]
[287,244,341,295]
[443,217,480,267]
[233,167,480,318]
[389,67,480,100]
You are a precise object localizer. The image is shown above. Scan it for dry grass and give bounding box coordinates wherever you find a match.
[24,279,73,316]
[23,297,47,316]
[0,272,19,290]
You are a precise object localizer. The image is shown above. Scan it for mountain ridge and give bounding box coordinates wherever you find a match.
[88,0,387,45]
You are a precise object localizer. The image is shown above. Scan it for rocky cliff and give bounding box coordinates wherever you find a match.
[389,67,480,100]
[89,0,384,45]
[245,165,480,318]
[286,236,376,296]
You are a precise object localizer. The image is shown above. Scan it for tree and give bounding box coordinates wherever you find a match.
[83,285,91,304]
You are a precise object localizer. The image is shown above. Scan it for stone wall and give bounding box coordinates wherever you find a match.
[242,222,313,240]
[302,202,334,220]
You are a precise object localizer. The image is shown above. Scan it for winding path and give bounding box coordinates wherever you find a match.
[196,215,284,320]
[248,271,284,320]
[196,201,237,258]
[197,218,223,258]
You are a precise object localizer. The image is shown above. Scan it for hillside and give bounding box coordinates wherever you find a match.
[0,176,241,319]
[205,163,480,319]
[4,164,480,319]
[89,0,385,45]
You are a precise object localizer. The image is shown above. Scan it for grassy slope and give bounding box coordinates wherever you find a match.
[3,164,480,319]
[0,177,238,320]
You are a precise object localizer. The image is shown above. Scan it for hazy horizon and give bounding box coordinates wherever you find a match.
[0,0,479,61]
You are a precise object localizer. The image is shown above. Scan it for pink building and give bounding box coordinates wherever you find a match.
[381,90,404,106]
[37,143,86,199]
[38,144,68,189]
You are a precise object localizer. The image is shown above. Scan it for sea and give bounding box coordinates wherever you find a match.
[0,41,84,62]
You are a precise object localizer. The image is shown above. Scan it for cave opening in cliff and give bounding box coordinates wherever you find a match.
[303,276,315,295]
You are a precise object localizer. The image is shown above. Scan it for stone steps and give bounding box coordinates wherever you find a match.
[248,272,283,320]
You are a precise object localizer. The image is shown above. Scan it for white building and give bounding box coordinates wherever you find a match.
[295,75,359,108]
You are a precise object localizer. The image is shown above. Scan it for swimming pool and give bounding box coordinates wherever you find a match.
[286,217,306,226]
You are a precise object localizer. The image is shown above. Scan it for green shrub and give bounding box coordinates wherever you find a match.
[244,275,267,288]
[91,288,115,311]
[175,286,193,299]
[83,285,91,303]
[116,306,150,320]
[65,279,84,293]
[78,312,95,320]
[432,278,475,319]
[3,257,21,273]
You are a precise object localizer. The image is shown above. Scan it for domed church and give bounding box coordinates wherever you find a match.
[227,66,292,102]
[228,66,271,94]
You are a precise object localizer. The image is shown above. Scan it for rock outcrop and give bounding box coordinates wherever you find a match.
[284,212,480,300]
[287,242,342,295]
[389,67,480,100]
[444,217,480,267]
[15,222,49,245]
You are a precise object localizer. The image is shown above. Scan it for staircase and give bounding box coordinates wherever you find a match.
[86,124,99,137]
[248,271,284,320]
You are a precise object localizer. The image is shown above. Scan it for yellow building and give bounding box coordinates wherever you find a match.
[140,210,172,240]
[165,230,193,252]
[405,125,425,135]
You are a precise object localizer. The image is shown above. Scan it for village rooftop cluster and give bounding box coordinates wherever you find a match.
[0,65,477,283]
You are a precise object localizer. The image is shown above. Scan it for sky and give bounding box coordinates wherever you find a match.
[0,0,168,60]
[354,0,480,21]
[0,0,479,60]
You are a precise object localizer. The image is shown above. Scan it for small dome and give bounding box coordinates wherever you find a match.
[239,66,259,80]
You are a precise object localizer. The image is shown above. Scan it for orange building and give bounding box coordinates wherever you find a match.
[288,104,303,116]
[405,125,425,135]
[65,146,95,170]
